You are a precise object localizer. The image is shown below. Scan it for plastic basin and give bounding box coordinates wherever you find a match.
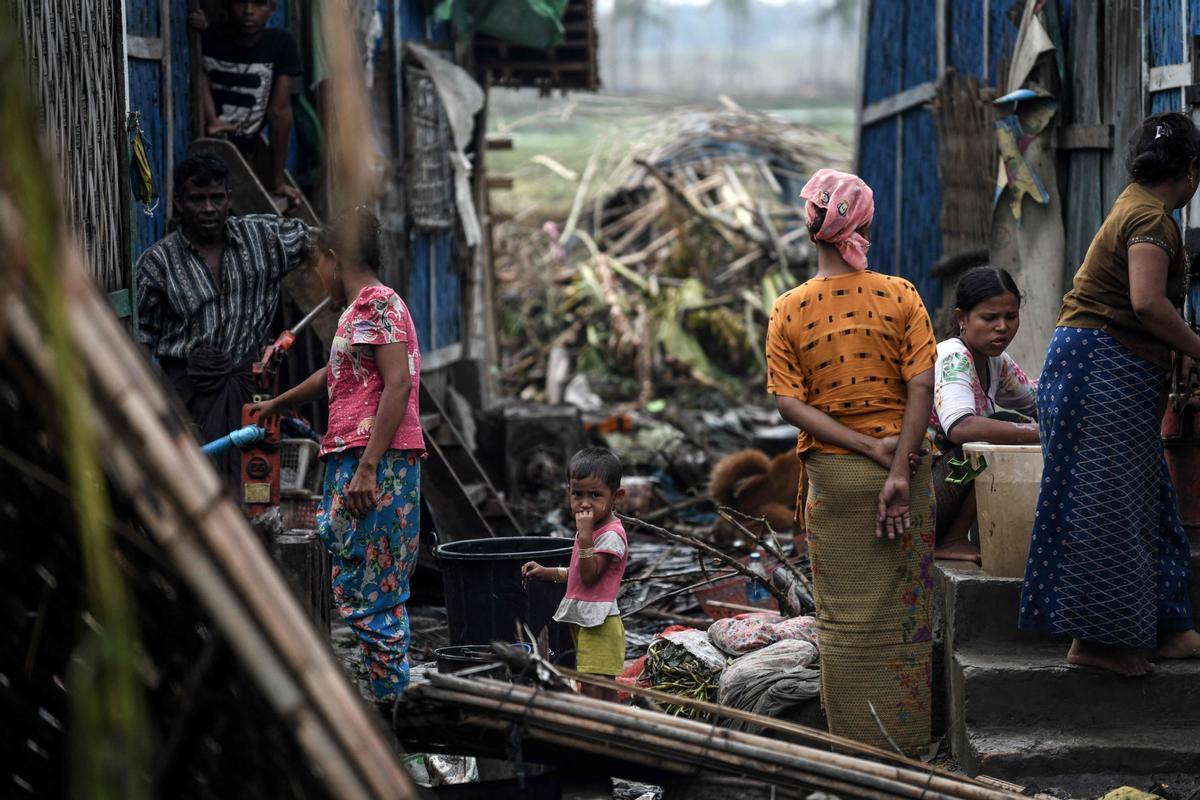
[963,443,1043,578]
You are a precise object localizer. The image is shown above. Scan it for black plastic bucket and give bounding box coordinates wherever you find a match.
[434,537,574,666]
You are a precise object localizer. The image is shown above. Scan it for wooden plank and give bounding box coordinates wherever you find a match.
[126,35,164,60]
[1054,123,1114,150]
[1102,0,1143,210]
[159,0,175,205]
[421,343,463,373]
[1065,0,1104,284]
[486,176,514,190]
[476,59,592,71]
[861,81,936,125]
[1149,62,1193,91]
[936,0,947,77]
[853,0,873,170]
[485,137,514,151]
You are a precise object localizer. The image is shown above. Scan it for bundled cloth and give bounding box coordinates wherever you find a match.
[641,628,728,719]
[717,639,820,730]
[708,612,819,656]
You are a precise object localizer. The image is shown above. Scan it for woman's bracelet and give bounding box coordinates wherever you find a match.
[558,567,567,583]
[578,547,595,559]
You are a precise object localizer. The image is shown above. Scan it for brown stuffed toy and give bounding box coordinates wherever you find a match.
[709,449,804,542]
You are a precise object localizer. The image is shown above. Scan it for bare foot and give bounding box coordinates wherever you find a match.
[1067,639,1154,677]
[934,537,982,563]
[1158,629,1200,659]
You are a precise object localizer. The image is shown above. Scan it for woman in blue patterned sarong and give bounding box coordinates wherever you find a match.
[255,208,424,700]
[1019,113,1200,676]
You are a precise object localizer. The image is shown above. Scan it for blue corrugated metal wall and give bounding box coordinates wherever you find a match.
[170,5,194,170]
[948,1,984,77]
[857,0,1145,312]
[857,0,943,304]
[127,0,167,259]
[431,232,460,349]
[126,0,158,36]
[863,2,903,105]
[899,108,942,302]
[129,59,167,258]
[858,119,897,278]
[409,233,432,349]
[1151,89,1182,113]
[904,0,938,88]
[1149,0,1185,66]
[987,0,1023,86]
[1146,0,1191,114]
[123,0,463,355]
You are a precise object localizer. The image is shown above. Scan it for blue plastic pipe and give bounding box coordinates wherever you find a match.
[201,424,266,456]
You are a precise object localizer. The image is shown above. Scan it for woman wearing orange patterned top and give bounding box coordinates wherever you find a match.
[765,169,937,755]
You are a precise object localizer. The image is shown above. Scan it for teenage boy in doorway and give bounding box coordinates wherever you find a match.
[190,0,305,208]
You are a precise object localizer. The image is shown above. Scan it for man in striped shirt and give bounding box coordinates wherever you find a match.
[136,153,313,486]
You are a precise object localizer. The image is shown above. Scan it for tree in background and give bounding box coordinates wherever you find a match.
[720,0,752,93]
[611,0,669,92]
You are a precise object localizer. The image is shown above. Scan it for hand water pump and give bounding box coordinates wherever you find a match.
[238,297,331,518]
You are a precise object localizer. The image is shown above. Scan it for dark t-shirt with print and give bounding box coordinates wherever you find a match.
[202,28,302,137]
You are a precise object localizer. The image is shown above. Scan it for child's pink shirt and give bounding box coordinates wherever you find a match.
[319,285,425,458]
[552,518,628,628]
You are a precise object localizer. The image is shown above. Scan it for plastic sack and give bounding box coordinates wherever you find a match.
[708,612,819,656]
[717,639,820,727]
[436,0,568,50]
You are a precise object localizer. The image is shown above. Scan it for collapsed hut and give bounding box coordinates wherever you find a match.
[494,101,849,405]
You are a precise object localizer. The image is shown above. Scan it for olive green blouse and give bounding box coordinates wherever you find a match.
[1058,182,1187,370]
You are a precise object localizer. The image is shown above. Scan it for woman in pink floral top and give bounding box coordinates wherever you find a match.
[254,208,424,700]
[928,267,1039,561]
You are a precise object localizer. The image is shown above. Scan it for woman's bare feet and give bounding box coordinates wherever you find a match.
[1158,629,1200,659]
[1067,639,1154,677]
[934,537,982,563]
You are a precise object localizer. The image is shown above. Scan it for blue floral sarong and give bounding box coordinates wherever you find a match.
[1018,328,1193,647]
[317,449,421,700]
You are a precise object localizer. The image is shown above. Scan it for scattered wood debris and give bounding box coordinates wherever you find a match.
[494,102,850,406]
[404,671,1024,800]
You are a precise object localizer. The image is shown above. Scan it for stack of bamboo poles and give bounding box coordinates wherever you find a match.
[411,673,1023,800]
[0,212,415,800]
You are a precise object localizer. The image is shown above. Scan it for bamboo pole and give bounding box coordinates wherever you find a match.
[420,675,1021,800]
[2,296,410,800]
[0,21,150,798]
[418,677,967,800]
[1,244,415,800]
[562,670,1015,800]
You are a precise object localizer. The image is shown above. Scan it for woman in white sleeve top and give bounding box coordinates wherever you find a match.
[929,266,1040,561]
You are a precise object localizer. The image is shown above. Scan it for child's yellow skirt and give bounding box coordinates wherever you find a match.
[569,615,626,675]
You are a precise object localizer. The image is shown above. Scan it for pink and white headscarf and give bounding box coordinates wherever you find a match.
[799,169,875,271]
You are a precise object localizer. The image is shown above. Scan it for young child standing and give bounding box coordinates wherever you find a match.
[522,447,628,699]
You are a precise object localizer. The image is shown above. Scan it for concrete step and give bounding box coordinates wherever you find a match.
[937,553,1200,650]
[964,726,1200,797]
[937,561,1051,649]
[951,644,1200,730]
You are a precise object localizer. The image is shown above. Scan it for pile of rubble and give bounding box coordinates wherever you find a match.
[494,101,850,406]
